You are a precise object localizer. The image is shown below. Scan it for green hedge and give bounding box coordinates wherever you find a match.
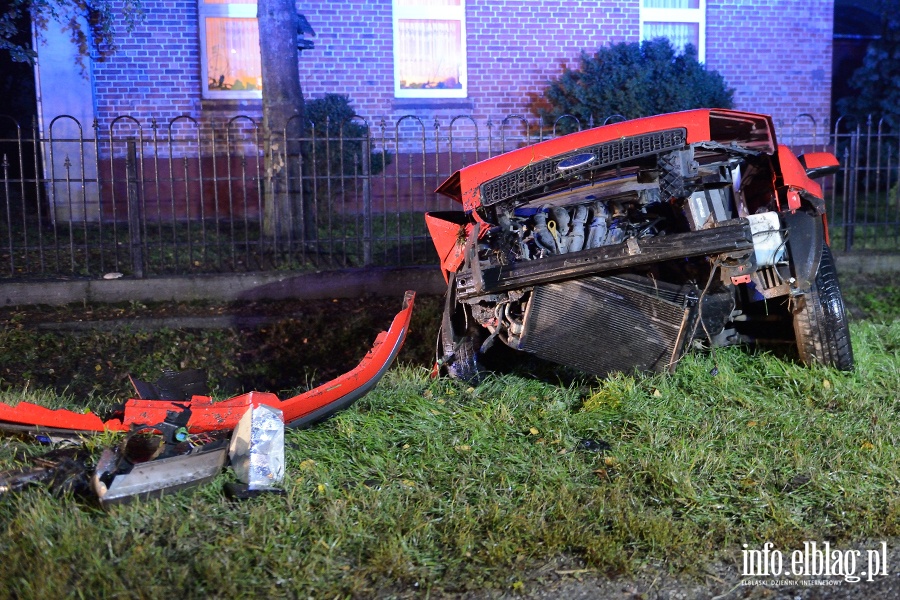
[542,38,734,133]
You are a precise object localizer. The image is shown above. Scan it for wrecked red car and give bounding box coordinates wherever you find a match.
[426,109,852,380]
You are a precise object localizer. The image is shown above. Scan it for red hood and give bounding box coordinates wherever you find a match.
[435,109,777,212]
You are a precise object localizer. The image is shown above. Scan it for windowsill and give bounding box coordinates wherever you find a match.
[392,99,474,111]
[200,98,263,112]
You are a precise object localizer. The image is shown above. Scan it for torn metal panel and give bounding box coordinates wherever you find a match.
[0,291,416,435]
[92,438,229,506]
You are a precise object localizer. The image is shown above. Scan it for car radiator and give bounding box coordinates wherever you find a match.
[518,275,695,377]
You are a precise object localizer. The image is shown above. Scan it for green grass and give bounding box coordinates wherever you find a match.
[0,316,898,597]
[842,272,900,322]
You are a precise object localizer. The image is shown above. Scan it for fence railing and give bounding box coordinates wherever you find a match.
[0,112,894,280]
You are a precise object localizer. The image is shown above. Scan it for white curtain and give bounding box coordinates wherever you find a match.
[397,0,460,6]
[206,17,262,90]
[643,22,699,53]
[398,19,462,89]
[643,0,698,8]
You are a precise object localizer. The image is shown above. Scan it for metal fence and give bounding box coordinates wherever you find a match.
[0,112,895,281]
[829,115,900,251]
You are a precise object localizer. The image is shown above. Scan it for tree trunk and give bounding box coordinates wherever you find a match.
[258,0,305,240]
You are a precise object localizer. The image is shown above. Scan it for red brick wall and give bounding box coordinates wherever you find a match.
[706,0,833,140]
[92,0,206,128]
[89,0,833,138]
[298,0,639,122]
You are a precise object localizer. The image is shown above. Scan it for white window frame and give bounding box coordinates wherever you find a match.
[198,0,262,100]
[639,0,706,63]
[392,0,468,99]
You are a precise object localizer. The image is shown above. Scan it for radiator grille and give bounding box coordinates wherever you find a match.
[481,129,687,207]
[518,275,691,377]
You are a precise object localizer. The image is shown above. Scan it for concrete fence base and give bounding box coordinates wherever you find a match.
[0,253,894,308]
[0,266,448,308]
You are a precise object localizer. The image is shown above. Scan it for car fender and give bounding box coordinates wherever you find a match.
[784,211,824,290]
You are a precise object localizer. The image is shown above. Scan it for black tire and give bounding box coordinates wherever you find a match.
[438,274,484,383]
[792,243,854,371]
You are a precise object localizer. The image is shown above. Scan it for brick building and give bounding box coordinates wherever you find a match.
[37,0,834,132]
[31,0,834,223]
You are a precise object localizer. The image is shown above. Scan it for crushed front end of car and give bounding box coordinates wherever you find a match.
[426,109,853,381]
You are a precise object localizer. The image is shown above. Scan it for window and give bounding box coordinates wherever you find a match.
[199,0,262,99]
[393,0,467,98]
[640,0,706,62]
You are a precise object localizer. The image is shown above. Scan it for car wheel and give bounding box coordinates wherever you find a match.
[438,275,484,382]
[792,243,854,371]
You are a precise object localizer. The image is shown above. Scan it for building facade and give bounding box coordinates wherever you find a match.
[37,0,834,132]
[30,0,833,224]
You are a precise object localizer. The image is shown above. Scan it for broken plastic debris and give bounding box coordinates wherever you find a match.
[92,438,228,506]
[0,445,92,497]
[0,291,415,434]
[576,438,611,453]
[229,405,285,490]
[129,369,210,401]
[224,482,287,500]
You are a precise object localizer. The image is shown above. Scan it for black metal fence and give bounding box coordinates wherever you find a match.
[0,112,895,280]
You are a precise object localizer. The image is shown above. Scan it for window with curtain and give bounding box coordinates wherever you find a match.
[393,0,467,98]
[640,0,706,62]
[199,0,262,99]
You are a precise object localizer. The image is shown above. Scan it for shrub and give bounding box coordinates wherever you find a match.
[541,38,734,133]
[305,93,390,176]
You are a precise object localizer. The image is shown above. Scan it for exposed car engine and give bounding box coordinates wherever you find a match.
[426,110,852,381]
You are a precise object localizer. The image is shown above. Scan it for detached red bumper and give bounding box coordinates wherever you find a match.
[0,291,416,434]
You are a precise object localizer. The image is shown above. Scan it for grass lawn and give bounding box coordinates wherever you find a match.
[0,273,898,597]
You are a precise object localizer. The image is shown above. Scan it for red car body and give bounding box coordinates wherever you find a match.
[426,109,852,380]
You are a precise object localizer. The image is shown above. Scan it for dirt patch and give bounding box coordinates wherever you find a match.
[0,269,890,398]
[0,294,443,398]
